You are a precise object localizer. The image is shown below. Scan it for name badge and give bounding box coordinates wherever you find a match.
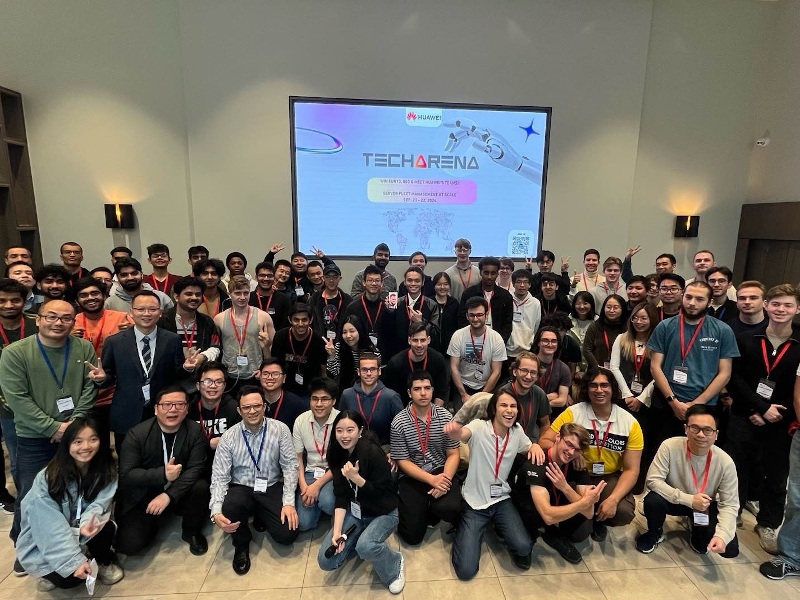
[693,511,710,526]
[57,396,75,413]
[142,384,151,403]
[369,334,378,346]
[630,380,643,395]
[603,361,611,369]
[295,373,304,385]
[489,483,503,498]
[756,379,775,400]
[326,329,337,340]
[294,286,305,297]
[254,477,268,493]
[236,355,249,367]
[592,462,605,475]
[268,308,275,315]
[513,312,523,323]
[350,500,362,519]
[313,467,326,479]
[421,462,434,473]
[672,366,689,385]
[71,526,81,542]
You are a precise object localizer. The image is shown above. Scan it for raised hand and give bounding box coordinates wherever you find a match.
[164,456,183,482]
[624,245,642,260]
[84,358,106,382]
[258,323,271,349]
[324,337,335,357]
[183,347,205,370]
[269,243,285,254]
[311,246,325,258]
[560,256,570,271]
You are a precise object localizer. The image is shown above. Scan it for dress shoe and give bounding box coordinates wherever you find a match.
[233,548,251,575]
[182,532,208,556]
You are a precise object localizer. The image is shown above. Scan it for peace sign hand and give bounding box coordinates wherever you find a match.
[85,359,106,382]
[269,243,286,254]
[324,337,335,357]
[258,323,271,349]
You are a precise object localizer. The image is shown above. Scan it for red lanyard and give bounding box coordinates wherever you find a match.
[289,328,314,359]
[151,277,169,293]
[493,424,511,479]
[0,317,25,346]
[633,345,646,374]
[269,391,284,419]
[602,330,611,355]
[322,290,342,314]
[679,314,704,364]
[255,292,274,312]
[407,350,427,372]
[178,316,197,350]
[203,295,220,317]
[229,307,252,352]
[511,381,532,429]
[406,295,424,320]
[361,296,382,332]
[410,405,431,457]
[311,421,330,459]
[539,361,554,389]
[355,390,382,428]
[547,448,568,504]
[513,295,528,309]
[761,338,792,378]
[470,329,486,362]
[591,418,612,454]
[198,401,220,440]
[458,267,472,290]
[686,443,712,493]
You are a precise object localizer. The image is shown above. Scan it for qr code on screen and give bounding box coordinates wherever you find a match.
[511,234,531,256]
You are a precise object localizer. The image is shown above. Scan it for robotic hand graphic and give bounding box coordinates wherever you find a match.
[444,119,543,182]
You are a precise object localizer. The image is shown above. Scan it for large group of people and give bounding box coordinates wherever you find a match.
[0,238,799,593]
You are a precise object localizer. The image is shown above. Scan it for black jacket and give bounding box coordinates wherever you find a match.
[249,290,292,330]
[381,347,450,405]
[458,284,514,343]
[309,288,352,336]
[332,437,398,517]
[117,417,209,514]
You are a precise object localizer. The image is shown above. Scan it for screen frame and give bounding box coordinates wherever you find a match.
[289,95,552,261]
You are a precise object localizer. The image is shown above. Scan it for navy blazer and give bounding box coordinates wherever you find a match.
[101,327,186,433]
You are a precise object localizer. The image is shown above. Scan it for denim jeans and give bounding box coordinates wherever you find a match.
[0,417,18,491]
[778,431,800,567]
[296,472,335,531]
[317,508,401,586]
[451,498,533,581]
[11,436,58,542]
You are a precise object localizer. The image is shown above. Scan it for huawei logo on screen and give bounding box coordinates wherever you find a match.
[405,107,442,127]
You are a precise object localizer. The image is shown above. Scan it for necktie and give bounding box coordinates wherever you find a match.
[142,336,152,375]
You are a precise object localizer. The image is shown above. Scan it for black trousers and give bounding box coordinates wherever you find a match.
[630,405,657,495]
[43,521,116,588]
[642,492,739,557]
[512,488,591,543]
[221,483,300,549]
[397,473,462,545]
[116,479,210,555]
[724,414,791,528]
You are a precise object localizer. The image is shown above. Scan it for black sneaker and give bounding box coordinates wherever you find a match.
[0,490,15,515]
[13,559,27,577]
[542,531,583,564]
[591,520,608,542]
[760,558,800,580]
[635,528,664,554]
[511,552,532,571]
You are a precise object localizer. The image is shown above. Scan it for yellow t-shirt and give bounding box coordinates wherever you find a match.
[551,403,643,474]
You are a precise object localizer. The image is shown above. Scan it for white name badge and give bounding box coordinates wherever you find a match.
[268,308,275,315]
[142,384,151,403]
[490,483,503,498]
[630,380,643,395]
[295,286,305,297]
[57,396,75,412]
[693,511,710,526]
[513,312,523,323]
[369,334,378,346]
[236,355,249,367]
[756,379,775,400]
[313,467,326,479]
[295,372,304,385]
[254,477,268,493]
[592,462,605,475]
[326,330,337,340]
[672,366,689,385]
[350,500,362,519]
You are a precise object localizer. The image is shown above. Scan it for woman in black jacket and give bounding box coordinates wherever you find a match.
[430,272,459,354]
[316,410,405,594]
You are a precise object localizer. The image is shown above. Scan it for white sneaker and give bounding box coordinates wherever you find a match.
[37,578,56,592]
[388,554,405,594]
[755,525,779,555]
[98,562,125,585]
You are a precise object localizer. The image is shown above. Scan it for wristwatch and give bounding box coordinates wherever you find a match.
[665,395,676,403]
[210,513,218,524]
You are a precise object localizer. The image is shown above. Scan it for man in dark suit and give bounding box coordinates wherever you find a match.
[87,290,198,453]
[116,386,211,556]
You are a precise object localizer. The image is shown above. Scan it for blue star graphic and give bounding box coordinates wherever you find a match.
[519,119,539,142]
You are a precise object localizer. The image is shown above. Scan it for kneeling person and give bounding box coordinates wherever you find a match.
[390,370,461,545]
[636,405,739,556]
[117,387,211,557]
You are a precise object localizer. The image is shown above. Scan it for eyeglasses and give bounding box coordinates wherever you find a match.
[455,245,470,251]
[132,307,160,314]
[630,316,649,323]
[310,396,334,403]
[539,339,558,345]
[260,371,284,379]
[157,401,188,410]
[515,368,537,377]
[239,403,265,413]
[40,314,75,324]
[200,378,225,387]
[467,313,486,319]
[588,382,611,390]
[687,424,717,436]
[659,286,681,293]
[359,367,379,373]
[562,440,581,452]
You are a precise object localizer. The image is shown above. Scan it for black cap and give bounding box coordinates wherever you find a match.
[323,264,341,276]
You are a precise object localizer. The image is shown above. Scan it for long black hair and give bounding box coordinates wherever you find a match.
[45,417,117,504]
[337,315,378,387]
[326,410,382,470]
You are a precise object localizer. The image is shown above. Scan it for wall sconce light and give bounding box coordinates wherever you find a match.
[674,215,699,238]
[104,204,135,229]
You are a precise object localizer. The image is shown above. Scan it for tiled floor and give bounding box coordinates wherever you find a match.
[0,498,796,600]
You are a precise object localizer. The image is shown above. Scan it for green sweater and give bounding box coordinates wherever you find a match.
[0,335,97,438]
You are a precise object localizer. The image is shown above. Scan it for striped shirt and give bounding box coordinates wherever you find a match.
[326,341,381,377]
[390,404,459,472]
[210,417,298,513]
